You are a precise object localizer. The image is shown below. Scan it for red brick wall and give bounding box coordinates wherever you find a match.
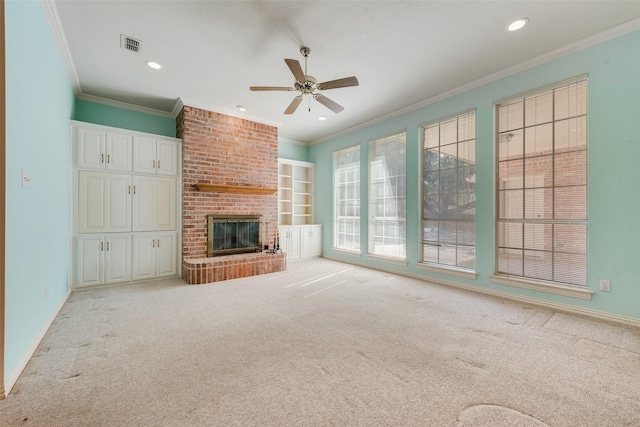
[177,106,279,259]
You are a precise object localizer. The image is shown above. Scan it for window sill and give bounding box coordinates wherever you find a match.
[331,248,361,257]
[366,254,408,267]
[490,274,593,300]
[416,263,477,280]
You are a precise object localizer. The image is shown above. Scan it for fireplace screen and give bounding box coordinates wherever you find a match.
[207,215,262,257]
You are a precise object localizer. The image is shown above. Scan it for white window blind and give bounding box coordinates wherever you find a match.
[369,132,407,258]
[497,79,587,286]
[421,111,476,269]
[334,146,361,252]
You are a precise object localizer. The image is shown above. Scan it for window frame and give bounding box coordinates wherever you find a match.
[491,75,592,299]
[367,130,407,260]
[333,144,361,253]
[418,109,477,275]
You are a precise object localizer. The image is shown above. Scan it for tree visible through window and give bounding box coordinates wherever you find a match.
[496,79,587,287]
[421,111,476,270]
[334,146,360,252]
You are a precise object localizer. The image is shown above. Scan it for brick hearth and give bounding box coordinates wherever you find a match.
[182,252,286,285]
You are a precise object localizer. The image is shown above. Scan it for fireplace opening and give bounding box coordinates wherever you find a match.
[207,215,262,257]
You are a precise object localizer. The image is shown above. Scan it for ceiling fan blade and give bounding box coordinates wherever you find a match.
[285,58,306,82]
[284,96,303,115]
[250,86,294,91]
[314,94,344,113]
[317,76,359,90]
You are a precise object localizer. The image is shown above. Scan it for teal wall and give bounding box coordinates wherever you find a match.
[5,1,76,381]
[310,29,640,321]
[74,99,176,137]
[278,139,309,162]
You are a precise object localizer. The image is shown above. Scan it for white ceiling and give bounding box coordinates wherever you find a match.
[53,1,640,144]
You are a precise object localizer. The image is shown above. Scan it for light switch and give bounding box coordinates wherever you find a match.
[22,170,30,188]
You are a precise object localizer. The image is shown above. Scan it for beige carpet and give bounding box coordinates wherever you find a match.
[1,258,639,426]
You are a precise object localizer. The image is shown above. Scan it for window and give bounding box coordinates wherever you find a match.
[496,79,587,287]
[421,111,476,269]
[334,145,361,252]
[369,132,406,258]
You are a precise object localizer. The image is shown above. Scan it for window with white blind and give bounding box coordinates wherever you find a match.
[334,145,361,252]
[369,132,406,259]
[421,111,476,270]
[496,78,587,287]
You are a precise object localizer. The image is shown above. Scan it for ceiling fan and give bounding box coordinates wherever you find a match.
[250,47,359,115]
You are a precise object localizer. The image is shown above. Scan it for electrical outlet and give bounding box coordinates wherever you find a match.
[599,279,611,292]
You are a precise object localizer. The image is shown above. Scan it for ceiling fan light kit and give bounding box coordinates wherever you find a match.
[250,46,359,115]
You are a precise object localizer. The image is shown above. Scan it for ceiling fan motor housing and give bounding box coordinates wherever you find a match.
[294,75,317,94]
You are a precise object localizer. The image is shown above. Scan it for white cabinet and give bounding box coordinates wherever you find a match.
[78,172,132,233]
[280,225,322,260]
[132,232,178,281]
[73,121,181,288]
[280,226,300,260]
[132,176,177,231]
[301,225,323,258]
[133,136,179,176]
[278,159,314,226]
[77,234,131,287]
[75,126,132,172]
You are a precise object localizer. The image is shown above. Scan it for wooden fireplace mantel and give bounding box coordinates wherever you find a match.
[194,182,277,195]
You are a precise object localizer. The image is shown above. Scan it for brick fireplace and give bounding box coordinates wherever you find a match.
[176,105,285,284]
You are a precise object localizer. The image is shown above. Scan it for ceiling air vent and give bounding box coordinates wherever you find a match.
[120,34,142,53]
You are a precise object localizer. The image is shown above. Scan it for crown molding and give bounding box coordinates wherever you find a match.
[310,17,640,146]
[279,137,308,147]
[76,93,177,118]
[40,0,81,95]
[172,98,185,117]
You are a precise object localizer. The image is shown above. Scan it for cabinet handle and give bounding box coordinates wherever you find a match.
[128,185,131,194]
[153,160,156,169]
[157,160,160,169]
[157,239,160,247]
[106,242,110,251]
[153,240,155,248]
[133,185,136,194]
[101,242,104,251]
[101,153,104,164]
[107,154,110,164]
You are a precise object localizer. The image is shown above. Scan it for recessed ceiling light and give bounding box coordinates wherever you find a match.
[318,116,327,121]
[146,60,162,70]
[236,105,247,112]
[507,18,528,32]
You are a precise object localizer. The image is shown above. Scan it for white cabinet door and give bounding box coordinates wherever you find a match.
[132,176,176,231]
[155,177,177,230]
[132,233,157,281]
[107,174,132,232]
[156,139,178,176]
[77,127,105,170]
[105,132,132,172]
[300,225,322,258]
[77,235,104,287]
[105,234,131,284]
[78,172,132,233]
[132,176,157,231]
[133,136,157,174]
[156,232,177,277]
[133,137,178,176]
[309,225,322,257]
[78,172,107,232]
[280,226,300,260]
[132,232,177,280]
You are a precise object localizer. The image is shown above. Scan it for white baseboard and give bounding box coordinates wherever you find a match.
[322,255,640,328]
[4,288,72,397]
